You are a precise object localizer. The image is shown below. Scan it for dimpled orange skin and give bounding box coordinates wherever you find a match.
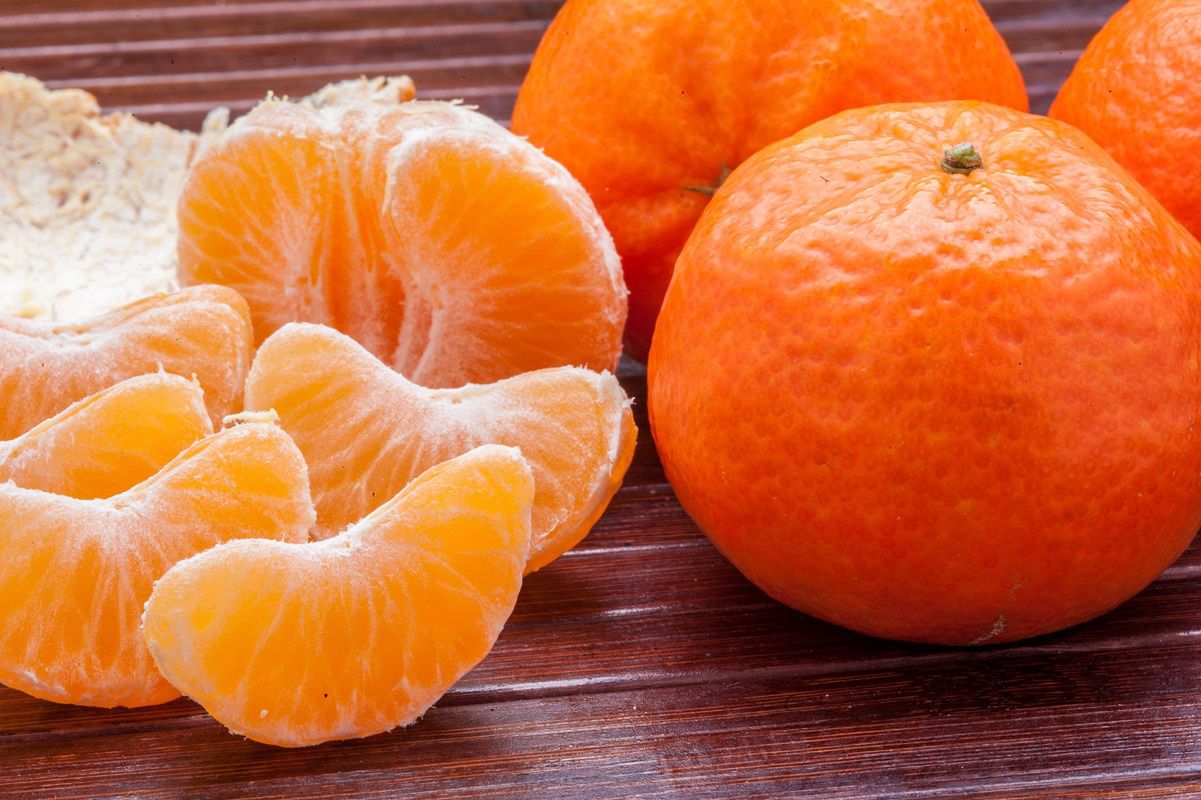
[1050,0,1201,241]
[512,0,1028,361]
[648,101,1201,646]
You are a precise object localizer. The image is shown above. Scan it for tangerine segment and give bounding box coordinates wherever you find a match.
[244,323,636,573]
[178,98,625,389]
[0,423,314,708]
[0,373,212,500]
[0,285,253,438]
[143,445,533,748]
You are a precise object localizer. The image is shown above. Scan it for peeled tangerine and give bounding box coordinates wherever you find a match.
[0,285,252,438]
[0,372,212,500]
[244,323,636,572]
[177,93,626,389]
[0,422,314,707]
[144,445,533,747]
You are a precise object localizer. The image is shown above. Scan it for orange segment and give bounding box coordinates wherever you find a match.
[382,126,625,386]
[176,111,341,341]
[243,322,636,572]
[0,422,314,708]
[143,445,533,747]
[0,372,211,500]
[178,98,625,388]
[0,285,253,437]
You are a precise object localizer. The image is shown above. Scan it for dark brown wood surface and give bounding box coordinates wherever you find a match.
[0,2,1181,798]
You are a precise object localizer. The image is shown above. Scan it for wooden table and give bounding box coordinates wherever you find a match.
[6,2,1196,797]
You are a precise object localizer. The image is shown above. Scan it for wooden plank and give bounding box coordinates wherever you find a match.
[7,641,1201,799]
[994,16,1115,54]
[0,0,270,13]
[0,0,559,46]
[0,21,550,81]
[40,54,532,104]
[7,515,1201,736]
[983,0,1121,22]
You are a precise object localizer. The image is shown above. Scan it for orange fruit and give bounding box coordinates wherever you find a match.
[243,322,636,573]
[648,101,1201,646]
[0,422,314,707]
[512,0,1029,361]
[0,285,252,438]
[0,372,211,500]
[143,445,533,747]
[1049,0,1201,240]
[177,97,626,388]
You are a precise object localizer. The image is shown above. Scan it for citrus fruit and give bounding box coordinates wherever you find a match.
[648,100,1201,646]
[0,422,314,707]
[0,372,211,500]
[0,285,252,438]
[177,96,625,388]
[1049,0,1201,240]
[143,445,533,747]
[512,0,1029,361]
[243,322,636,573]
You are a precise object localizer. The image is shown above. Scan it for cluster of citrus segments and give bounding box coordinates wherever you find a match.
[0,78,636,747]
[176,95,626,388]
[0,418,313,707]
[0,71,417,322]
[14,0,1199,754]
[243,323,636,574]
[143,445,534,748]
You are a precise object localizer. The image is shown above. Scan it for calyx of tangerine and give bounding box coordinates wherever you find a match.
[940,142,984,175]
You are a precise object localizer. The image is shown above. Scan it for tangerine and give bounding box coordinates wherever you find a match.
[1049,0,1201,241]
[0,372,211,500]
[512,0,1028,360]
[649,101,1201,645]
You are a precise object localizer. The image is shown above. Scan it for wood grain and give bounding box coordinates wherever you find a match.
[6,1,1190,798]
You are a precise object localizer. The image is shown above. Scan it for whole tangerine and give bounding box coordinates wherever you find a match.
[648,101,1201,646]
[512,0,1028,360]
[1050,0,1201,241]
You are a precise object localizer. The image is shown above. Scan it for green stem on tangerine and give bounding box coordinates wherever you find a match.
[940,142,984,175]
[683,163,734,197]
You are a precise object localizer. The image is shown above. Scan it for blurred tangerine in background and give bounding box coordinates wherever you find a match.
[513,0,1029,361]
